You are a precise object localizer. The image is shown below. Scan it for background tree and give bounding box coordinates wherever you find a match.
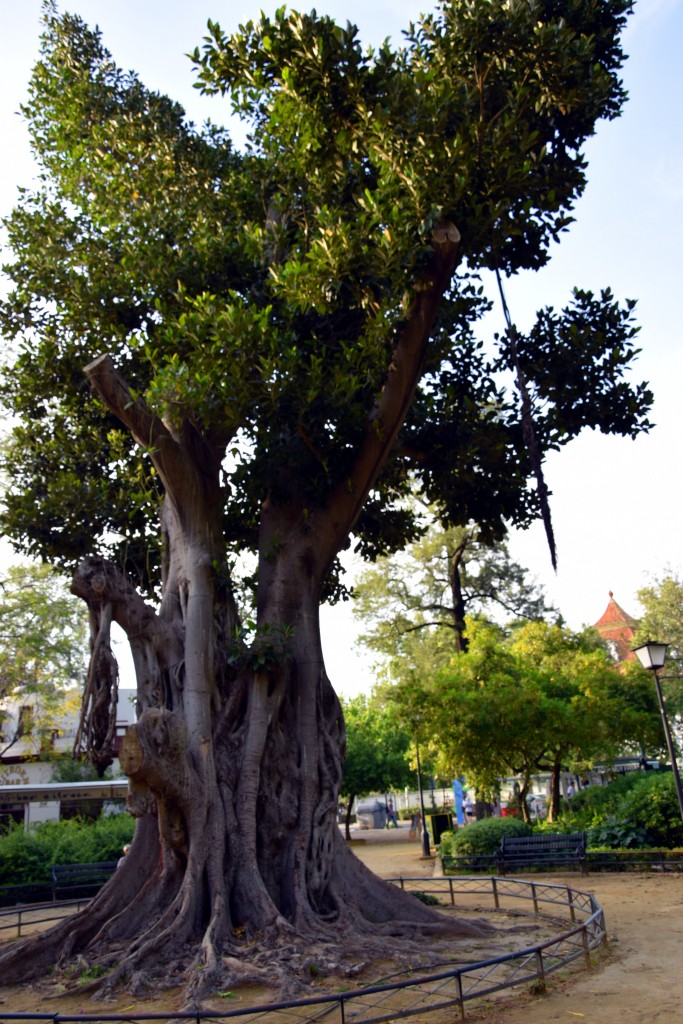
[0,1,651,1002]
[0,562,88,756]
[634,572,683,718]
[354,520,557,658]
[385,620,662,822]
[340,695,413,839]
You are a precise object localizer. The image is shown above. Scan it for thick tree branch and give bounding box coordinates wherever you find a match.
[84,355,222,532]
[321,223,461,563]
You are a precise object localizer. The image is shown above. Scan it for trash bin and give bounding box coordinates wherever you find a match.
[428,812,453,845]
[356,798,387,829]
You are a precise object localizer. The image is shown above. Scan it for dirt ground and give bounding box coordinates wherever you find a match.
[352,827,683,1023]
[1,825,681,1022]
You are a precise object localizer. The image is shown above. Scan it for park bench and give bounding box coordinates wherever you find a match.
[51,861,118,901]
[496,832,587,876]
[0,880,53,908]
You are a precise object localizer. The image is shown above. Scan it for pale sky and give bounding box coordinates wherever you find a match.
[1,1,681,697]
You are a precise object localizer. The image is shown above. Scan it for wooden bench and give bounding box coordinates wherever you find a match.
[51,861,118,901]
[495,832,587,876]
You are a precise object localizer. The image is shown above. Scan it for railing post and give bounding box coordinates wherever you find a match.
[567,886,576,922]
[491,876,500,909]
[582,925,592,968]
[531,882,539,915]
[535,949,546,992]
[455,969,466,1022]
[449,878,455,905]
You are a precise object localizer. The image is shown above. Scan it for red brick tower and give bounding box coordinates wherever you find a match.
[594,591,639,663]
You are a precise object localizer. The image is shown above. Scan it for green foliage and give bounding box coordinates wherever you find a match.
[354,520,557,665]
[412,891,440,906]
[0,563,88,697]
[634,572,683,716]
[617,773,683,848]
[0,1,651,601]
[439,816,530,858]
[560,773,640,828]
[340,695,413,806]
[0,562,88,754]
[0,815,135,886]
[48,756,119,783]
[585,819,648,849]
[548,772,683,849]
[385,619,650,815]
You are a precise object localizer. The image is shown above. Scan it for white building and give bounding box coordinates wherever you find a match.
[0,688,137,826]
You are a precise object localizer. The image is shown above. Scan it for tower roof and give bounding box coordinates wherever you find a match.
[594,591,638,662]
[594,591,638,631]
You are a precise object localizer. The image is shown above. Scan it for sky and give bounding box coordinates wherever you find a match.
[1,0,681,697]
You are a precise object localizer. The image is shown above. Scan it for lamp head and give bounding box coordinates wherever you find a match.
[632,642,669,671]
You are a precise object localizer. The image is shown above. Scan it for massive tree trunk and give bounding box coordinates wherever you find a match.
[0,228,481,1004]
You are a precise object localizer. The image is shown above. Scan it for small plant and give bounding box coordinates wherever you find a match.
[77,964,109,984]
[412,891,440,906]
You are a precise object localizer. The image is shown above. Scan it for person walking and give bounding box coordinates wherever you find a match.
[386,799,399,828]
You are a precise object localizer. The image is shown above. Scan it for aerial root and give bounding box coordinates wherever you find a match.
[184,955,281,1008]
[375,916,494,939]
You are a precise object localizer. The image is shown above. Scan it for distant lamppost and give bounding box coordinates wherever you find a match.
[633,642,683,826]
[414,741,432,858]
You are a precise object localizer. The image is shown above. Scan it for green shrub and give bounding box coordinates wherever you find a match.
[586,818,649,849]
[0,814,135,887]
[0,822,51,885]
[439,816,531,858]
[562,774,641,828]
[617,773,683,848]
[557,773,683,849]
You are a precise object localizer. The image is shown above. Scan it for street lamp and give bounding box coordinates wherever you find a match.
[632,641,683,826]
[414,741,432,858]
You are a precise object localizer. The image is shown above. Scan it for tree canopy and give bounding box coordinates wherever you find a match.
[382,618,663,820]
[1,0,650,588]
[340,695,413,836]
[634,572,683,716]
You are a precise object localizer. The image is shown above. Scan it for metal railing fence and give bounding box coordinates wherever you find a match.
[0,876,606,1024]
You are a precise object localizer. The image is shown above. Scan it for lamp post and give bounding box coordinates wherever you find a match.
[632,642,683,826]
[414,741,432,858]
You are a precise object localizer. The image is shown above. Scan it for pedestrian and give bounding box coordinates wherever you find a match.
[566,781,575,799]
[386,799,399,828]
[117,843,131,869]
[409,811,421,839]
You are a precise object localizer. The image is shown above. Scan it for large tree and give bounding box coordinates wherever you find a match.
[0,0,651,1003]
